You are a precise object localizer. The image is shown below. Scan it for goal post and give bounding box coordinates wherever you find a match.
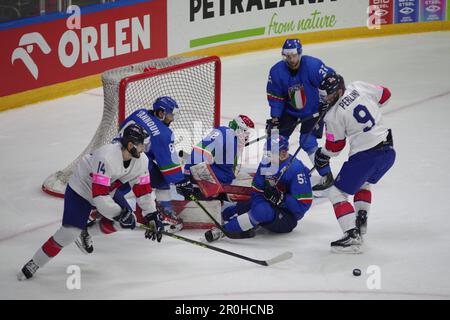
[42,56,222,198]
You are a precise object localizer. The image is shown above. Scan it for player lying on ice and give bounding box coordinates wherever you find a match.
[184,114,255,200]
[203,135,313,242]
[314,73,396,253]
[18,124,164,280]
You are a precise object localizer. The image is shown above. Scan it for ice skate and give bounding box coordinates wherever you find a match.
[356,210,368,235]
[312,172,334,192]
[159,208,183,233]
[17,259,39,281]
[75,230,94,254]
[331,228,363,254]
[204,227,225,243]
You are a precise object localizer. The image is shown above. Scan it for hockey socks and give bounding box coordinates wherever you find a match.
[224,212,256,233]
[354,184,371,216]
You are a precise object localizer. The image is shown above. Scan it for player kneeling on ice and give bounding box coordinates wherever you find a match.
[17,124,164,281]
[113,96,197,234]
[315,73,396,253]
[204,135,313,242]
[184,114,255,199]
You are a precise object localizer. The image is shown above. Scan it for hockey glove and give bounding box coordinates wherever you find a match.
[143,211,164,242]
[314,147,331,169]
[265,118,280,137]
[175,178,196,199]
[318,101,330,115]
[113,207,136,230]
[263,185,285,207]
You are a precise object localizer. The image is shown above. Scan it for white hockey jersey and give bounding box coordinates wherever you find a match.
[322,81,391,157]
[69,143,155,219]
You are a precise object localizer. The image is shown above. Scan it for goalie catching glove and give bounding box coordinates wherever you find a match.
[175,178,196,199]
[263,185,285,206]
[143,211,164,242]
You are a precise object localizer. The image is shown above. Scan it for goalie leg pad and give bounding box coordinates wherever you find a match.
[190,162,224,198]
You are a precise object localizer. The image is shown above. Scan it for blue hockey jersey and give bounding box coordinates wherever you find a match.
[185,126,238,184]
[266,55,334,119]
[120,109,184,184]
[251,155,313,220]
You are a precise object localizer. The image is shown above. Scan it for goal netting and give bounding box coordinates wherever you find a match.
[42,56,221,198]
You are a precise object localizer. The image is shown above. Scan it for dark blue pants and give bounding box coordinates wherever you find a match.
[335,145,396,195]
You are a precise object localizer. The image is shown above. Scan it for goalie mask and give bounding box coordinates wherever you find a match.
[229,114,255,144]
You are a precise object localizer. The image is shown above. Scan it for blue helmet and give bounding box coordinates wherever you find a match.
[265,135,289,153]
[282,38,302,56]
[152,96,179,114]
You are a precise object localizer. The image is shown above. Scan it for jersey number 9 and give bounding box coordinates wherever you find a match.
[353,104,375,132]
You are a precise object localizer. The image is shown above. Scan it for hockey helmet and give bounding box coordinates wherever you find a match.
[121,123,150,154]
[319,73,345,105]
[152,96,179,115]
[319,73,345,96]
[229,115,255,132]
[282,38,302,56]
[264,134,289,156]
[229,115,255,144]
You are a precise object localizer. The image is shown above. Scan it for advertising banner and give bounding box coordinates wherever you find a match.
[369,0,394,26]
[0,0,167,97]
[395,0,419,23]
[420,0,446,21]
[168,0,369,55]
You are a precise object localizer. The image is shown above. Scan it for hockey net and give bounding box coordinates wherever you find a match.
[42,56,221,198]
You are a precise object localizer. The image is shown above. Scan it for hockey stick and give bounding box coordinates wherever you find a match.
[189,195,256,239]
[244,112,320,147]
[274,110,329,185]
[138,223,293,266]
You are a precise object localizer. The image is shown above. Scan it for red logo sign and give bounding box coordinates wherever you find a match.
[369,0,394,25]
[0,0,167,97]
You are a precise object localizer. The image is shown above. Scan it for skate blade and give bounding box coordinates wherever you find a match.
[331,244,363,254]
[17,271,28,281]
[74,239,91,255]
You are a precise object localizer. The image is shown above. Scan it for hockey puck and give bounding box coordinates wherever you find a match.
[353,268,361,276]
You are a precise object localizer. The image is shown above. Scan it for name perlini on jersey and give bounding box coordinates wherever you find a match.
[190,0,338,21]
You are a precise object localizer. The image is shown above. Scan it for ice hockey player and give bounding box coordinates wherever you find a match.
[184,114,254,195]
[266,38,336,191]
[314,73,395,253]
[204,135,313,242]
[114,96,196,233]
[17,124,164,280]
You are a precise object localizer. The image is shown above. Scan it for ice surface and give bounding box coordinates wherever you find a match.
[1,32,450,300]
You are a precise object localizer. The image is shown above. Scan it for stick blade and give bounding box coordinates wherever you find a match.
[264,251,293,266]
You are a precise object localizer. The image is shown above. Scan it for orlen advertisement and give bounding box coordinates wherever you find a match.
[0,0,167,97]
[420,0,446,21]
[395,0,419,23]
[369,0,394,25]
